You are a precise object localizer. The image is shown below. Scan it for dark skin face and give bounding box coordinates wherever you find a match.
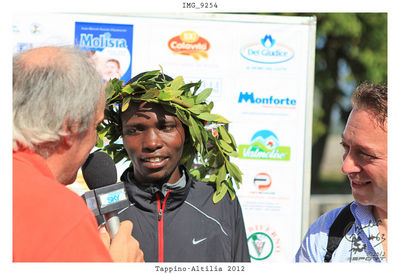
[121,102,185,185]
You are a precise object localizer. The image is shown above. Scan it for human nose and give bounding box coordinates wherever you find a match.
[143,128,163,152]
[341,152,361,175]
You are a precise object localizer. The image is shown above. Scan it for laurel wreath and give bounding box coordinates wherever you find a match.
[96,70,242,203]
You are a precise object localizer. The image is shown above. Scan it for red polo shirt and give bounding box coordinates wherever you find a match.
[13,150,112,262]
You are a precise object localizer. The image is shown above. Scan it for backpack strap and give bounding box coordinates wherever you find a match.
[324,202,355,262]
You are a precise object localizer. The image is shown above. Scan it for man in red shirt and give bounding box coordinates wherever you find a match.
[12,46,144,262]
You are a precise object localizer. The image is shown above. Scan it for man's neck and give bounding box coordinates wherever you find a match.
[372,205,388,261]
[373,205,387,228]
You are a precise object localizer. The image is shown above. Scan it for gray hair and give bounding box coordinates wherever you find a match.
[13,46,103,157]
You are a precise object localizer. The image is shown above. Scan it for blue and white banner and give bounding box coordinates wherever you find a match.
[75,22,133,84]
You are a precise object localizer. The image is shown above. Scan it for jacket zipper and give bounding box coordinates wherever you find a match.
[155,190,171,262]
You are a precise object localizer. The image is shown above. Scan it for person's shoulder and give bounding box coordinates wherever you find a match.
[190,176,215,189]
[189,177,216,197]
[189,177,241,209]
[307,204,350,236]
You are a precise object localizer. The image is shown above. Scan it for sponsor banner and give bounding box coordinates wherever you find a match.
[216,75,303,122]
[238,91,297,109]
[246,224,282,262]
[253,172,272,192]
[236,24,308,74]
[240,34,295,64]
[238,130,291,161]
[234,164,294,214]
[74,22,133,84]
[13,15,73,54]
[168,30,210,60]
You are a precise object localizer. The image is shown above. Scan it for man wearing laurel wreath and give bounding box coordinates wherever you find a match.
[98,71,250,262]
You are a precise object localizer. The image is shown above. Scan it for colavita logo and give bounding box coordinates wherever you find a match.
[253,172,272,191]
[168,31,210,60]
[238,130,290,161]
[240,34,294,64]
[238,92,296,108]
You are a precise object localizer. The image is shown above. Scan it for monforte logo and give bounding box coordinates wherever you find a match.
[168,31,210,60]
[238,130,290,161]
[79,32,128,49]
[238,92,296,108]
[240,34,294,64]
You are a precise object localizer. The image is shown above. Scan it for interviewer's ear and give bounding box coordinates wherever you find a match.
[60,118,80,148]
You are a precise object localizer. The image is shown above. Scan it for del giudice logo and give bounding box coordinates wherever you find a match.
[238,130,290,161]
[168,31,210,60]
[241,34,294,64]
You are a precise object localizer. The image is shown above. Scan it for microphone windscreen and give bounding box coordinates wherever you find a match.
[82,151,118,190]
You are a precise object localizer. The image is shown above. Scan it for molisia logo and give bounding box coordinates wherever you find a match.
[241,34,294,64]
[79,32,128,49]
[238,130,290,161]
[168,31,210,60]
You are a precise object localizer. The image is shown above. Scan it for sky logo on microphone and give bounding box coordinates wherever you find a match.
[99,188,127,208]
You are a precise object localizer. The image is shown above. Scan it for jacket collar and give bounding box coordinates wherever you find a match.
[121,165,192,212]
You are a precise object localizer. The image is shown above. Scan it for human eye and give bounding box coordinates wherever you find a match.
[360,151,377,160]
[160,122,176,132]
[340,141,349,151]
[123,126,141,136]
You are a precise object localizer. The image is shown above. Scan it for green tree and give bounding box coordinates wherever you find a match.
[310,13,387,192]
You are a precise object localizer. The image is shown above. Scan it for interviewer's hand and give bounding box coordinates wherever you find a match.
[99,220,144,262]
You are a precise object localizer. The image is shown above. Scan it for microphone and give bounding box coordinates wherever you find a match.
[81,151,130,239]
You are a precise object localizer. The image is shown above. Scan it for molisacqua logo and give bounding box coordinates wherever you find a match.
[238,130,290,161]
[253,172,272,191]
[168,31,210,60]
[247,225,281,261]
[240,34,294,64]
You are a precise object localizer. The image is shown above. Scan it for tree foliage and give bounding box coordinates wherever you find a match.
[271,13,387,191]
[311,13,387,191]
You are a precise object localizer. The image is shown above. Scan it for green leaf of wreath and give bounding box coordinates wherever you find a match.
[195,88,212,104]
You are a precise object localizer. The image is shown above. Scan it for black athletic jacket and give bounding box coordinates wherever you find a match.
[118,166,250,262]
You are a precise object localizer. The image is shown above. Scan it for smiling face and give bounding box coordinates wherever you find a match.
[121,102,185,185]
[341,108,387,211]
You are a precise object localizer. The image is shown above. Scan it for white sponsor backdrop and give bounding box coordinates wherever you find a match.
[12,13,316,262]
